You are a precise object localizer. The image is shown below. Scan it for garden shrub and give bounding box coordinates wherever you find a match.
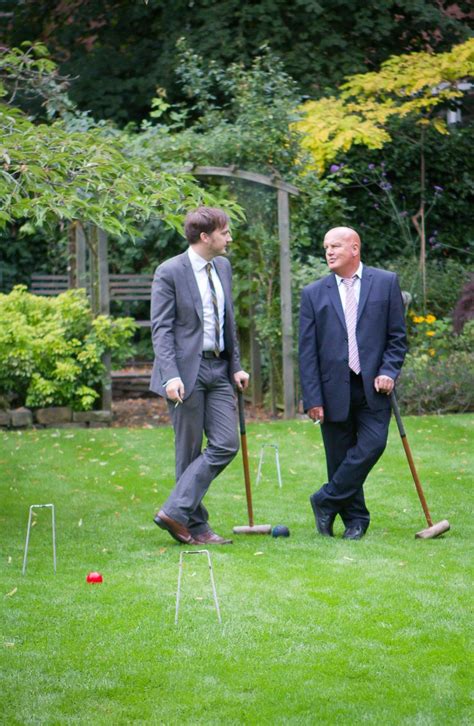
[397,351,473,415]
[398,318,473,414]
[388,256,470,320]
[0,286,136,410]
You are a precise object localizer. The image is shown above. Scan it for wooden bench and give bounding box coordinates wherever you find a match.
[30,274,69,295]
[30,273,154,327]
[109,274,153,327]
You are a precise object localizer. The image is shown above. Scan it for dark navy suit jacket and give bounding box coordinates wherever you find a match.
[299,266,407,422]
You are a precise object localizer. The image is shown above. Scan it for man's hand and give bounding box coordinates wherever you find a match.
[308,406,324,424]
[374,375,394,395]
[234,370,250,391]
[166,377,185,403]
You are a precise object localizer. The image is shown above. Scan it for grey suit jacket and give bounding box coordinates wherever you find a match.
[149,250,241,398]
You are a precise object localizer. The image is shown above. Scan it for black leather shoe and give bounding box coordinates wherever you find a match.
[309,493,335,537]
[342,525,366,540]
[153,510,197,544]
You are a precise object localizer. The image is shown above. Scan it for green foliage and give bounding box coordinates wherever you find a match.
[0,44,232,240]
[0,286,136,409]
[0,41,74,120]
[0,100,208,236]
[4,1,471,124]
[295,38,474,172]
[398,351,473,414]
[389,256,470,318]
[331,121,474,264]
[398,314,473,414]
[133,43,303,179]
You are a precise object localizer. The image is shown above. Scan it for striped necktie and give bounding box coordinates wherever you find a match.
[342,276,361,374]
[206,263,221,357]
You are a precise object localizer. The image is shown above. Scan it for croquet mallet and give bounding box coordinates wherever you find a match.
[390,391,450,539]
[233,391,272,535]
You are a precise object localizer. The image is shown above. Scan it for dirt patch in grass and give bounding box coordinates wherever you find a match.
[112,396,282,427]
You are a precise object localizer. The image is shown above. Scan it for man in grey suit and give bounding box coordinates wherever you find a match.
[150,207,249,545]
[299,227,407,540]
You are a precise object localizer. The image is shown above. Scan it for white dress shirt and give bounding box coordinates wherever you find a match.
[335,262,363,311]
[188,246,225,352]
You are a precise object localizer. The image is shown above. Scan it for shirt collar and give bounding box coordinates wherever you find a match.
[188,245,212,273]
[336,262,363,286]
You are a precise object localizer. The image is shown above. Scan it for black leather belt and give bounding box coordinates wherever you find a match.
[202,350,221,359]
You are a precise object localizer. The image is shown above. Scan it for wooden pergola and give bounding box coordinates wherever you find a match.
[70,166,300,418]
[191,166,300,418]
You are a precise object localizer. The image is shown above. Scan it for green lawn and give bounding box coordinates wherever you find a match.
[1,414,472,725]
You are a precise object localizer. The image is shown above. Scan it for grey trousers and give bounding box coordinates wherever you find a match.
[162,357,239,535]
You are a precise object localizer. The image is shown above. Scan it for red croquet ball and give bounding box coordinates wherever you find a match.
[86,571,103,583]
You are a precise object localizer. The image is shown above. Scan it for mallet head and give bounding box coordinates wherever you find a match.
[415,519,450,539]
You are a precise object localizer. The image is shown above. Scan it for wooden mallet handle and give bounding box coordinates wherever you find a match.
[237,391,254,528]
[390,391,433,528]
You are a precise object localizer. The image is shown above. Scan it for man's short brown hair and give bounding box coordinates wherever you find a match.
[184,207,230,245]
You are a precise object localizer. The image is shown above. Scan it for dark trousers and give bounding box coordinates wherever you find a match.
[316,371,391,529]
[163,357,239,535]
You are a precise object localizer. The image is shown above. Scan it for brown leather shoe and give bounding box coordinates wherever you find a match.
[193,530,233,545]
[153,510,196,544]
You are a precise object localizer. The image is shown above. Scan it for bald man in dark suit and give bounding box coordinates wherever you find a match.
[299,227,407,539]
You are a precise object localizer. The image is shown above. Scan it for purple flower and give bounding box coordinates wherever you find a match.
[368,163,375,170]
[400,211,408,217]
[329,164,341,173]
[363,178,369,183]
[381,181,392,191]
[433,185,444,194]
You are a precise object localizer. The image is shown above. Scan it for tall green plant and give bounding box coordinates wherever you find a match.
[295,39,474,309]
[0,286,136,410]
[0,43,227,238]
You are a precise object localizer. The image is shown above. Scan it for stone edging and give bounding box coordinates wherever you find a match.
[0,406,112,429]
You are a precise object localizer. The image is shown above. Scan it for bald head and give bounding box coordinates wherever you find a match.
[323,227,361,278]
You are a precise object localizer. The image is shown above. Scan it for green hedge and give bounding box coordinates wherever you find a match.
[0,286,136,410]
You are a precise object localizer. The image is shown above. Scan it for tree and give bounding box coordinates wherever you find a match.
[2,0,471,125]
[0,43,236,237]
[295,38,474,308]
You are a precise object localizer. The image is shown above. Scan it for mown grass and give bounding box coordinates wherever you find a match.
[1,414,472,725]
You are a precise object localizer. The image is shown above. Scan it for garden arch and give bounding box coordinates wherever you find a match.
[72,166,300,418]
[191,166,300,419]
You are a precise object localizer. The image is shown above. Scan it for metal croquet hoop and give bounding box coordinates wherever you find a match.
[22,504,56,575]
[175,549,221,625]
[256,444,282,488]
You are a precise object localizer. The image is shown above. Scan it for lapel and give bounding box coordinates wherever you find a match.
[326,274,346,331]
[357,266,373,321]
[213,256,232,306]
[181,251,203,323]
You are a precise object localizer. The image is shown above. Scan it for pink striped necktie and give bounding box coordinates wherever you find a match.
[342,276,361,374]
